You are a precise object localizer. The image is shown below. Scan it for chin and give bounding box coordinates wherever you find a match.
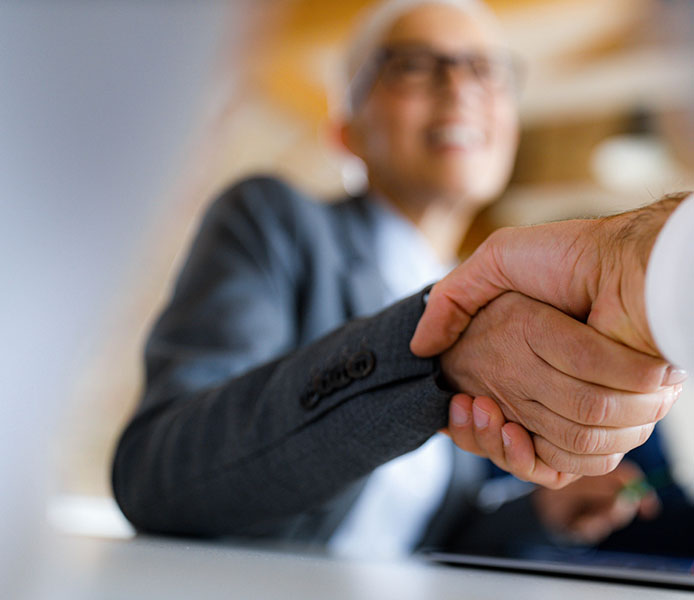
[418,182,493,209]
[424,169,503,207]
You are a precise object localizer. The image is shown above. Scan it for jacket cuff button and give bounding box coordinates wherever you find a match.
[301,391,321,409]
[313,373,334,396]
[346,350,376,379]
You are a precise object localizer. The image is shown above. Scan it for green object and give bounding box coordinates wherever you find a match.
[618,479,654,502]
[617,466,673,502]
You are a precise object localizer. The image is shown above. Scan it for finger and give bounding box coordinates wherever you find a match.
[501,422,581,489]
[519,350,677,427]
[470,396,508,468]
[638,491,662,520]
[410,237,511,358]
[569,495,640,545]
[607,494,642,531]
[410,283,474,358]
[525,302,672,393]
[570,513,620,545]
[455,396,581,489]
[518,399,656,455]
[457,396,579,488]
[447,394,487,457]
[608,462,662,520]
[566,494,637,543]
[533,435,625,476]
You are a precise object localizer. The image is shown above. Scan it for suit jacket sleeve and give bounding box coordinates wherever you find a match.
[112,177,453,538]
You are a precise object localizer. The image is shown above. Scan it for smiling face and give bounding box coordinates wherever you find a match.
[342,3,519,209]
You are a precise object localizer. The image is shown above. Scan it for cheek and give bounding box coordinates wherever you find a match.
[438,102,519,199]
[474,101,519,188]
[364,92,429,160]
[490,98,519,158]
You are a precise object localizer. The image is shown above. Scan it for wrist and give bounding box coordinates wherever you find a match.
[587,194,689,355]
[605,192,689,269]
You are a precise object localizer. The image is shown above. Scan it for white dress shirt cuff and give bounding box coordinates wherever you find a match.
[645,193,694,370]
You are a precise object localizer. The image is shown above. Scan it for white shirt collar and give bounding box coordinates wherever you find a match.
[366,195,453,305]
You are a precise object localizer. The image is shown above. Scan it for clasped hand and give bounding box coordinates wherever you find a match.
[416,197,687,488]
[436,291,679,488]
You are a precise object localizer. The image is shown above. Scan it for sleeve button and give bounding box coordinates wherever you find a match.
[346,350,376,379]
[313,373,333,396]
[328,366,351,389]
[301,391,321,409]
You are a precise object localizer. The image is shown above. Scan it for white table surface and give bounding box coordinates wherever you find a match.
[38,534,693,600]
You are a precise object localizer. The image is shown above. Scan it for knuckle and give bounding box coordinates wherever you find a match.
[535,440,572,473]
[494,290,526,318]
[569,424,607,455]
[575,388,611,425]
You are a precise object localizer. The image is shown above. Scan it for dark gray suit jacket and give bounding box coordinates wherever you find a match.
[112,176,541,552]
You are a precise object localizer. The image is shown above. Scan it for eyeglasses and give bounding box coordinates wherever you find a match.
[348,45,523,111]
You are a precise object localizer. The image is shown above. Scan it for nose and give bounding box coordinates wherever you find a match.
[437,63,486,104]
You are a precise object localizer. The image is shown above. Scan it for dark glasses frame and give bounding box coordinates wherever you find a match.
[347,43,525,112]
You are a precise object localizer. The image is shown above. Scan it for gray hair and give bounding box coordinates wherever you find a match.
[343,0,501,115]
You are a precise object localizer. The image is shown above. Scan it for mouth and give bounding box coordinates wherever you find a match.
[427,123,487,151]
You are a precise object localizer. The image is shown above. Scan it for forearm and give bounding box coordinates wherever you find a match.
[112,291,452,537]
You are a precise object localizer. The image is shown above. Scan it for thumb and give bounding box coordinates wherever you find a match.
[410,221,597,357]
[410,234,510,357]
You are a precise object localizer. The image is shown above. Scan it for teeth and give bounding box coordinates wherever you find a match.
[429,125,485,148]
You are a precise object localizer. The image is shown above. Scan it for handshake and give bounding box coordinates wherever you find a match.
[410,193,691,489]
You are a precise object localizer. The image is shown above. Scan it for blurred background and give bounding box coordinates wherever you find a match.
[49,0,694,536]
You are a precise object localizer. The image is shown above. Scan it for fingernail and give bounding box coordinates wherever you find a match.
[450,401,471,427]
[502,429,512,447]
[663,366,688,387]
[472,404,490,429]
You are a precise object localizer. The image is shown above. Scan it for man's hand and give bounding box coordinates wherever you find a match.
[411,194,690,366]
[438,292,679,477]
[442,393,581,489]
[531,459,661,545]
